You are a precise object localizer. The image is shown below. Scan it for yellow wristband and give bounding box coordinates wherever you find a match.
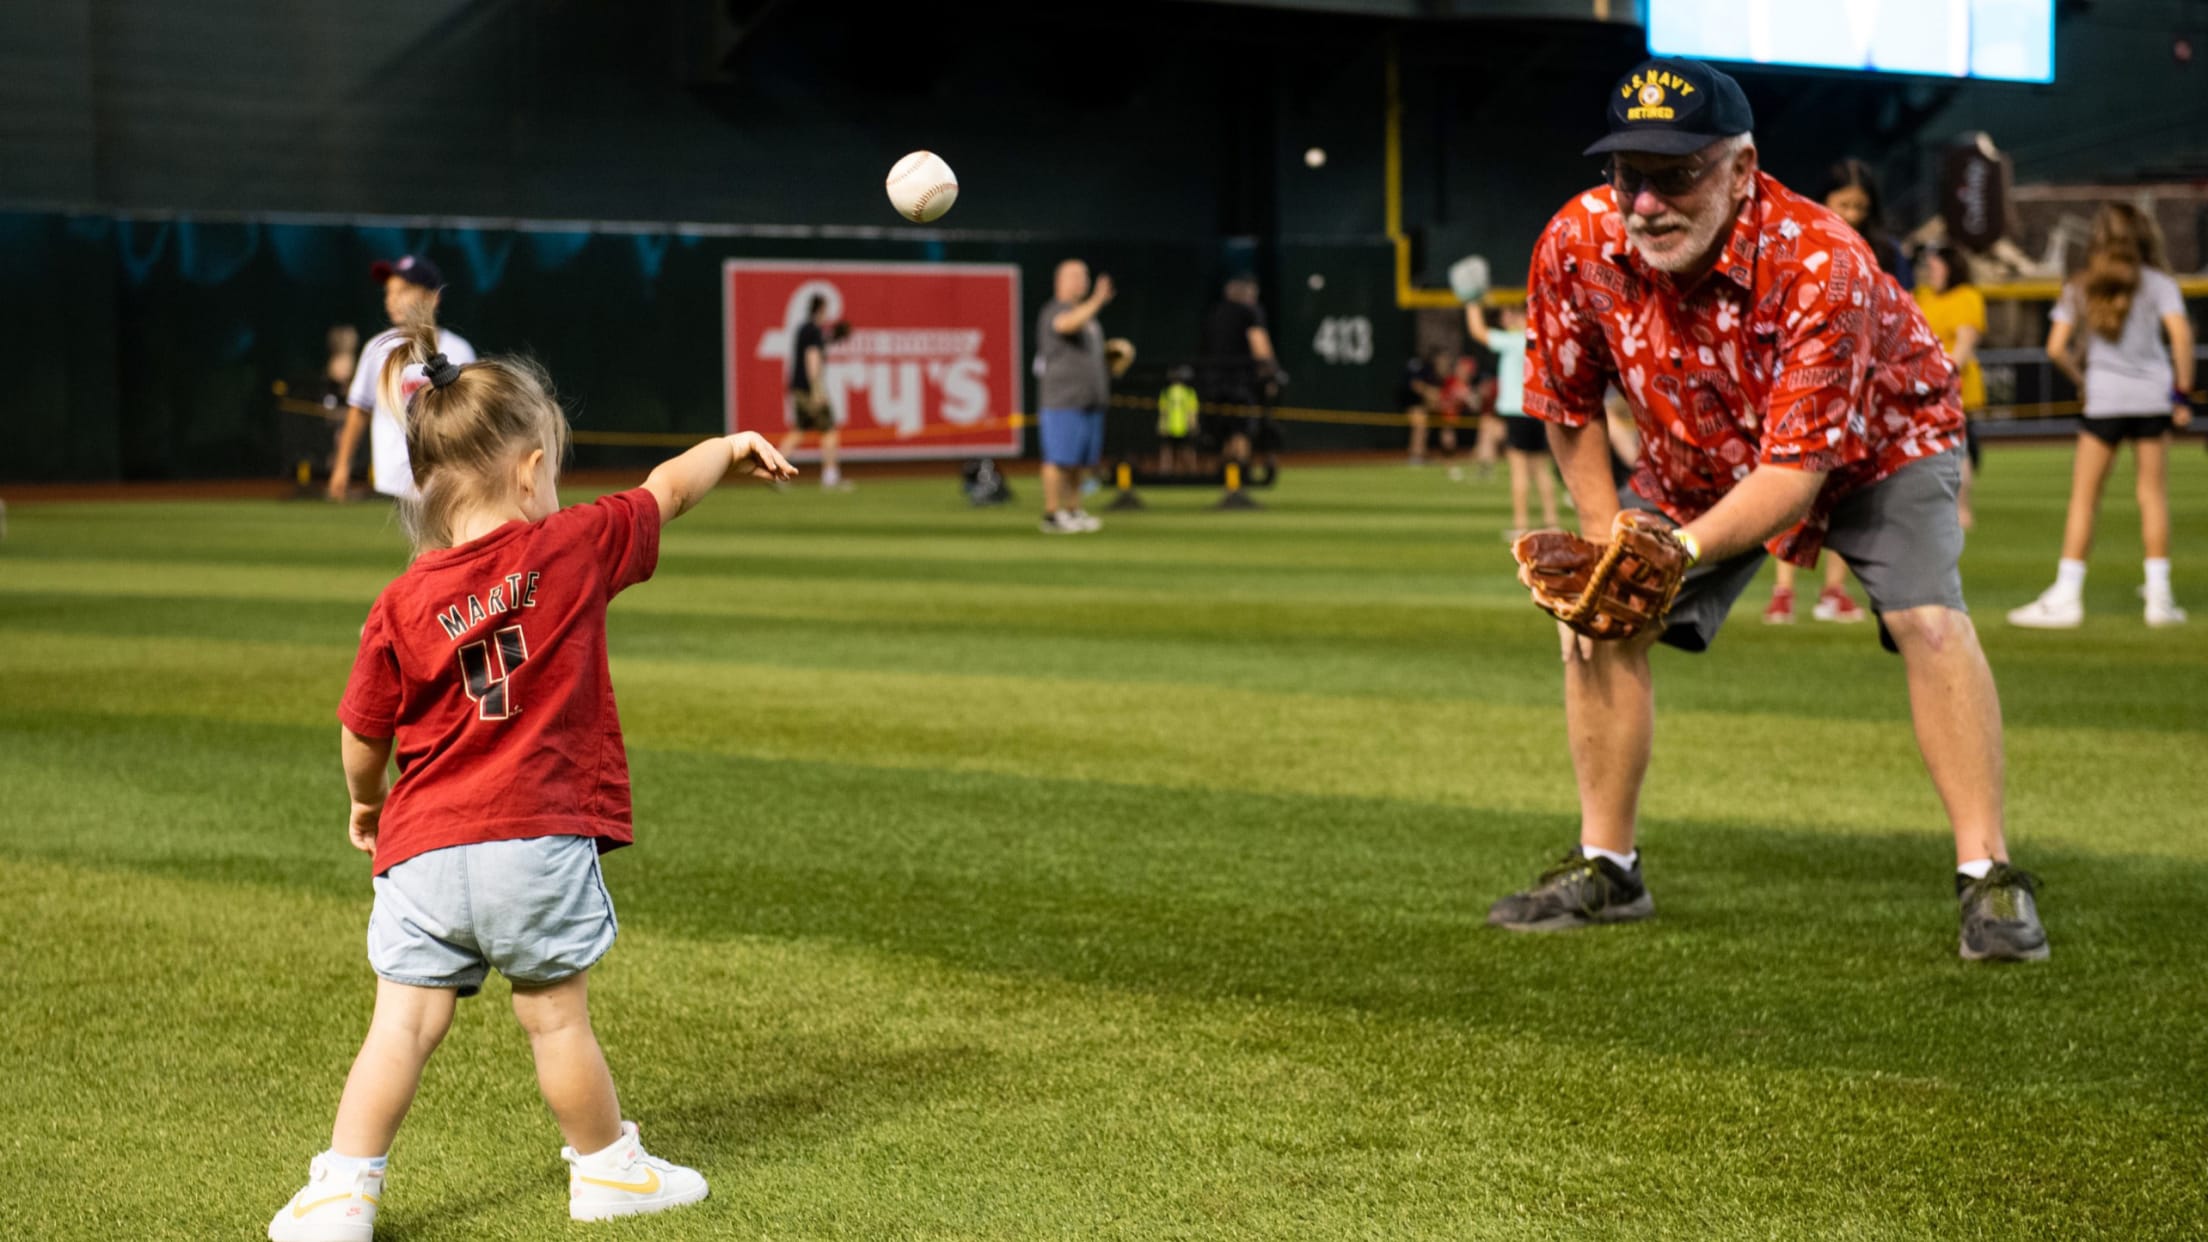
[1674,528,1701,566]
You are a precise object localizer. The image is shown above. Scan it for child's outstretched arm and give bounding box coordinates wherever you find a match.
[341,726,394,854]
[643,432,798,526]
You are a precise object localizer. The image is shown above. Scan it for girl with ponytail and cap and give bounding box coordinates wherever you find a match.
[270,305,796,1241]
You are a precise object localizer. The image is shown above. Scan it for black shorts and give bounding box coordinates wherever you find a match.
[1503,417,1549,454]
[789,391,836,433]
[1204,414,1255,445]
[2080,415,2173,445]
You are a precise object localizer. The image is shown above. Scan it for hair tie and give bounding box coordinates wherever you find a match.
[424,352,462,389]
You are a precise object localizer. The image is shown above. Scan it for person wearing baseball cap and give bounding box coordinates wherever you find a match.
[329,254,478,501]
[1486,59,2046,962]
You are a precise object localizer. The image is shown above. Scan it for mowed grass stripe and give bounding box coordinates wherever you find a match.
[8,586,2208,734]
[3,624,2204,849]
[2,853,2199,1242]
[4,712,2200,1075]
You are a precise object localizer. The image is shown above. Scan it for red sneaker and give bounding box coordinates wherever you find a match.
[1812,587,1867,623]
[1761,587,1796,625]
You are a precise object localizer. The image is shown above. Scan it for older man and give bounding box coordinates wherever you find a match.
[1488,58,2046,962]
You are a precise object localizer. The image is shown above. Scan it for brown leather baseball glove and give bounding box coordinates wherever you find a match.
[1105,337,1137,378]
[1511,510,1693,641]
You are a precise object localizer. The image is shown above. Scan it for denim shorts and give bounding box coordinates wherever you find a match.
[1039,407,1105,468]
[367,835,618,997]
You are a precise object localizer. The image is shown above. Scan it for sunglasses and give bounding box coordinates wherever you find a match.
[1605,155,1722,201]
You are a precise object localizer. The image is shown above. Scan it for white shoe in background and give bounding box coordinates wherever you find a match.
[2006,589,2084,629]
[2145,593,2189,627]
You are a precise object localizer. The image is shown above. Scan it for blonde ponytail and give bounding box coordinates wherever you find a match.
[376,301,570,553]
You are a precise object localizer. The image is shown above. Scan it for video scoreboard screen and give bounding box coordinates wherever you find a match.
[1646,0,2054,84]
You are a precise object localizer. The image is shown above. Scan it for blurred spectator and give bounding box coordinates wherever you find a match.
[1036,258,1114,534]
[1460,334,1504,483]
[779,295,852,491]
[1437,352,1476,481]
[1156,364,1200,475]
[323,325,359,408]
[1914,244,1987,528]
[2010,203,2196,629]
[1199,274,1276,467]
[330,255,474,501]
[1399,350,1444,467]
[1467,301,1556,537]
[1820,158,1913,286]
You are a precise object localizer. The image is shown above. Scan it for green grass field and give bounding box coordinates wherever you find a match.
[4,446,2206,1240]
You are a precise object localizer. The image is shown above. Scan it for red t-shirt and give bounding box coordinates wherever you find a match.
[1522,172,1963,564]
[337,488,661,874]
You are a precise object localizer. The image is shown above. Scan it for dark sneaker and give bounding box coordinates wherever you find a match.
[1957,864,2050,962]
[1487,847,1654,932]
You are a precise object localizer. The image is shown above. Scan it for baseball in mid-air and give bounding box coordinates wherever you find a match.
[886,151,959,223]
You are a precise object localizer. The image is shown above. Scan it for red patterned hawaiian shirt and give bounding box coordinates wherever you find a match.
[1523,171,1962,563]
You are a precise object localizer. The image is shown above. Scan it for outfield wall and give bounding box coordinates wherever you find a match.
[0,209,1416,482]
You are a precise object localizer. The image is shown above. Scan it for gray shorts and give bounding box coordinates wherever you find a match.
[1630,448,1967,655]
[367,835,618,997]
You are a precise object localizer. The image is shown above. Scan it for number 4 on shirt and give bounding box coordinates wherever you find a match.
[458,625,529,720]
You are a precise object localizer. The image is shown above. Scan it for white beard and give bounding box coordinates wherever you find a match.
[1625,202,1733,275]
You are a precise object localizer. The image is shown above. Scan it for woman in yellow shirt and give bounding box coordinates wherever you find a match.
[1914,244,1987,527]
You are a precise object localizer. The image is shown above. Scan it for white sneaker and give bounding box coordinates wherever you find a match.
[2146,594,2189,627]
[1067,509,1103,533]
[564,1121,708,1223]
[2006,590,2083,629]
[269,1154,381,1242]
[1039,511,1080,534]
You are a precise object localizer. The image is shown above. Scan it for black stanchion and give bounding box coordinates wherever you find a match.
[1213,462,1262,510]
[1105,461,1147,511]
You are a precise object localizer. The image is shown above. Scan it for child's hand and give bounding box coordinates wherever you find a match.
[348,801,382,854]
[731,432,799,482]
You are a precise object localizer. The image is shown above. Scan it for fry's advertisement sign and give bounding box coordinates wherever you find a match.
[724,260,1023,459]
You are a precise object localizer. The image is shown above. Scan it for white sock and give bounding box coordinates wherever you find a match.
[1956,858,1996,881]
[1582,845,1637,870]
[821,466,841,487]
[2053,559,2087,599]
[576,1128,639,1165]
[324,1150,387,1175]
[2145,558,2172,596]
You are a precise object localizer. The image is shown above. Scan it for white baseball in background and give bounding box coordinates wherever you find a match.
[886,151,959,223]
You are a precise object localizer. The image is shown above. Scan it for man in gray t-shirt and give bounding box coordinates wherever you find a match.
[1033,258,1115,533]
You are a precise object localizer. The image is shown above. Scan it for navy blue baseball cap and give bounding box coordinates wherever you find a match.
[1584,58,1755,157]
[370,253,444,289]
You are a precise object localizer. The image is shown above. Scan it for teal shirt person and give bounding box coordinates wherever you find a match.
[1488,328,1529,416]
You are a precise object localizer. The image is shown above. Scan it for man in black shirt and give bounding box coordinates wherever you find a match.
[780,295,850,490]
[1199,275,1276,466]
